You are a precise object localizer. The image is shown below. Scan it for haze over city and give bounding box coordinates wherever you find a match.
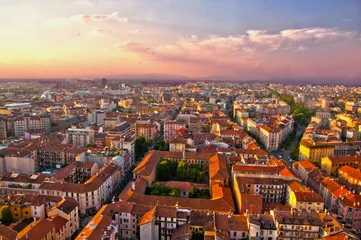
[1,0,361,82]
[1,1,361,240]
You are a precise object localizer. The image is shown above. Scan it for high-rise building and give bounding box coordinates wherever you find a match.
[101,78,107,88]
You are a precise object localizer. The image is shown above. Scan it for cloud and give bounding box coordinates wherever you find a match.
[115,41,155,55]
[48,12,127,26]
[341,19,351,22]
[129,29,139,34]
[115,27,360,73]
[88,28,112,36]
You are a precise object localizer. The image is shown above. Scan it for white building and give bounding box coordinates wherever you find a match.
[66,127,94,147]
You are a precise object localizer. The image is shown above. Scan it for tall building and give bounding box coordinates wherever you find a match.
[101,78,107,88]
[0,116,8,139]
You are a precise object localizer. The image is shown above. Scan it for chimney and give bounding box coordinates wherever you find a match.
[182,149,185,160]
[131,181,135,190]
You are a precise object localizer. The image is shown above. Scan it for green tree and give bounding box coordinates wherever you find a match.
[189,187,197,198]
[135,136,150,160]
[154,141,169,151]
[199,189,210,199]
[158,159,171,181]
[189,163,201,171]
[176,160,188,181]
[189,168,199,182]
[0,207,13,226]
[168,160,178,176]
[148,183,180,197]
[169,188,180,197]
[197,171,205,183]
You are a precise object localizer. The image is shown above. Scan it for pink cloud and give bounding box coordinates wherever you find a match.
[113,27,361,79]
[116,42,155,55]
[49,12,127,25]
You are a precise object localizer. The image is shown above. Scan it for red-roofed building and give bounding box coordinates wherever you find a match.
[338,166,361,194]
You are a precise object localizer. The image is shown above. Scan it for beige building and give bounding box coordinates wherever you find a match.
[135,123,158,143]
[66,127,94,147]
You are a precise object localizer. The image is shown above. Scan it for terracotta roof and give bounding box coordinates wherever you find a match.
[249,214,276,230]
[76,214,116,240]
[232,165,284,174]
[321,177,341,193]
[127,188,235,212]
[216,213,248,231]
[297,160,317,172]
[0,173,49,184]
[158,181,195,193]
[48,216,68,233]
[0,224,18,240]
[139,207,156,226]
[209,154,229,181]
[339,166,361,182]
[294,191,324,203]
[40,163,119,193]
[288,181,302,192]
[50,197,79,214]
[241,193,262,204]
[324,233,349,240]
[171,224,191,240]
[189,211,214,227]
[101,201,134,217]
[155,206,178,218]
[19,219,54,240]
[273,210,322,226]
[237,176,289,185]
[169,136,187,144]
[0,148,31,157]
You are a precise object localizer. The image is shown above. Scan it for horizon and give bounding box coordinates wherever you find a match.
[1,0,361,81]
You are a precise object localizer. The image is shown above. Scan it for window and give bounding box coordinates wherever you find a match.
[233,232,237,237]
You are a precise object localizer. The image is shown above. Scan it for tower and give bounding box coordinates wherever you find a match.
[101,78,107,88]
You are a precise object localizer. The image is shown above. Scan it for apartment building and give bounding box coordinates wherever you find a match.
[338,166,361,194]
[39,163,121,215]
[299,139,361,162]
[47,197,80,239]
[271,209,322,240]
[0,148,36,174]
[289,190,324,212]
[248,214,277,240]
[135,122,158,143]
[164,121,186,142]
[0,173,48,196]
[321,155,361,176]
[66,127,94,147]
[236,176,289,204]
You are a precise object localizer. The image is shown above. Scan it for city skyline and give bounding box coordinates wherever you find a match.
[1,0,361,81]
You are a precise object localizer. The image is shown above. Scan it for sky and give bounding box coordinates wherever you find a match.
[1,0,361,80]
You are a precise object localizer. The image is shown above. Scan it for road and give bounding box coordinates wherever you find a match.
[78,165,135,232]
[274,126,305,164]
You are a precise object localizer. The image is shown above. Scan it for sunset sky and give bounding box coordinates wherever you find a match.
[1,0,361,80]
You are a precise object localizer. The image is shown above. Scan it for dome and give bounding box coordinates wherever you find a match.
[41,90,54,99]
[112,155,125,166]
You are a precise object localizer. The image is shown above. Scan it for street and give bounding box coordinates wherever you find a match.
[274,126,305,164]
